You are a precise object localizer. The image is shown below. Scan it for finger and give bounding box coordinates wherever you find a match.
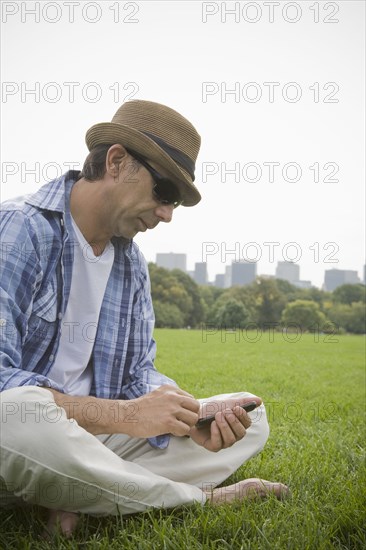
[222,408,248,440]
[219,404,252,430]
[170,421,192,437]
[242,396,262,407]
[176,408,199,427]
[232,405,252,430]
[224,410,249,442]
[207,419,224,451]
[179,395,201,413]
[163,386,200,412]
[215,410,243,448]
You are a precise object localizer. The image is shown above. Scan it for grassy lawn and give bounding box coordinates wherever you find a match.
[1,330,365,549]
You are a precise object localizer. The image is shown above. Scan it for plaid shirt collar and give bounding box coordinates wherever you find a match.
[25,170,80,214]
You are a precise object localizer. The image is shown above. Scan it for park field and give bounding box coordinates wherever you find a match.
[0,330,365,549]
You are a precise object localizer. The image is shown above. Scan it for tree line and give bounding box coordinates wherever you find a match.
[148,263,366,334]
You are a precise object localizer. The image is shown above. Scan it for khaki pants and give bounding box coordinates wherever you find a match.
[0,386,269,516]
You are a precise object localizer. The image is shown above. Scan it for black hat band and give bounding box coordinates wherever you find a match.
[141,131,196,181]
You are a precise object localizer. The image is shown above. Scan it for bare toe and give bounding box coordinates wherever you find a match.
[42,509,79,539]
[205,477,290,505]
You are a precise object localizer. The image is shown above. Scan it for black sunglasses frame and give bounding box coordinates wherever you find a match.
[127,150,183,208]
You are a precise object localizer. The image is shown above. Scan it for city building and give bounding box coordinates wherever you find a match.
[224,265,232,288]
[275,261,300,284]
[154,252,362,291]
[231,261,257,286]
[214,274,225,288]
[156,253,186,272]
[323,269,360,291]
[194,262,208,285]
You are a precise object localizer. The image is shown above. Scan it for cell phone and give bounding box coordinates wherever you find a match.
[195,400,258,429]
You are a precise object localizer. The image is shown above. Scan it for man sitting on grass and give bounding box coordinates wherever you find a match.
[0,99,288,538]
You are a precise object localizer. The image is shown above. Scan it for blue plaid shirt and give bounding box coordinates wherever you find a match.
[0,171,176,448]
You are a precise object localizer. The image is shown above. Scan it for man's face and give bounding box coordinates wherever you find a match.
[104,152,176,240]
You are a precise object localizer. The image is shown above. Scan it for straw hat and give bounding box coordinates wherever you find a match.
[85,99,201,206]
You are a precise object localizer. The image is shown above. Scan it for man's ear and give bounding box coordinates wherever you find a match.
[105,144,128,176]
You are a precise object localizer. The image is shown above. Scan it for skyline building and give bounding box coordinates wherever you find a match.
[224,265,232,288]
[153,252,363,290]
[275,261,300,284]
[323,269,360,291]
[231,261,257,286]
[194,262,208,285]
[156,253,187,272]
[214,273,225,288]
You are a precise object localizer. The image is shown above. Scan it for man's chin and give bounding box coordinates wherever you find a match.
[114,229,137,240]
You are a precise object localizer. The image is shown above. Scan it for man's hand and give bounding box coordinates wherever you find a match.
[46,385,199,438]
[189,397,262,452]
[116,385,200,438]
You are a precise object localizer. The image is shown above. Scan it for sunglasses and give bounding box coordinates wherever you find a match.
[127,150,183,208]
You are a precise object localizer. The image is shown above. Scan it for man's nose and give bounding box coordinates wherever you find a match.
[155,203,174,223]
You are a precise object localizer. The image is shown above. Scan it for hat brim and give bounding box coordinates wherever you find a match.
[85,123,201,207]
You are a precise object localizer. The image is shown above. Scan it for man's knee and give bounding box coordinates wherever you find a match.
[0,385,64,448]
[1,385,54,410]
[249,402,270,452]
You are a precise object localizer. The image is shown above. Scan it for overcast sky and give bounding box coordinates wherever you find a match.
[1,0,365,288]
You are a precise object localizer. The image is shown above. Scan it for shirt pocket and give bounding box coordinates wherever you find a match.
[25,284,58,348]
[32,283,58,322]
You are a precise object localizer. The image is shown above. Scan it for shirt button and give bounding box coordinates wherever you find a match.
[58,313,63,320]
[0,319,6,326]
[49,355,54,362]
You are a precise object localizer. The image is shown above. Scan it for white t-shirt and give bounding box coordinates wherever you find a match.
[49,217,114,395]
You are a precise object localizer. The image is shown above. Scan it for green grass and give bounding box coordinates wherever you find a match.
[1,330,365,549]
